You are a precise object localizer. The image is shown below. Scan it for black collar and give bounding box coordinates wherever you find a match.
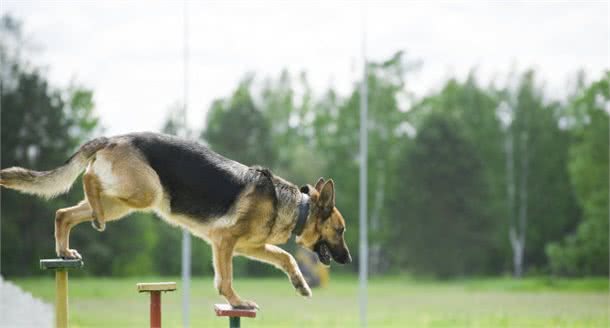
[292,193,310,236]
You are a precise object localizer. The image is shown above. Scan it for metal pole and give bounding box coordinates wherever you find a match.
[358,9,368,328]
[607,78,610,277]
[229,317,241,328]
[181,229,191,327]
[181,1,191,327]
[182,0,189,135]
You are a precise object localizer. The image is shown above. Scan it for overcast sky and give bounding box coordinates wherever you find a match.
[3,1,609,136]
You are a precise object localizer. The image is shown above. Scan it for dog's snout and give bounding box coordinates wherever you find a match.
[338,253,352,264]
[334,250,352,264]
[327,240,352,264]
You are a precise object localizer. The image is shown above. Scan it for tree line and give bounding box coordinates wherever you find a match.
[1,16,607,278]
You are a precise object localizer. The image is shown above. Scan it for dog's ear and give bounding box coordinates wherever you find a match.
[314,177,325,192]
[319,179,335,210]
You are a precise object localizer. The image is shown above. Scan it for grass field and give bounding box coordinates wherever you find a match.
[12,275,609,327]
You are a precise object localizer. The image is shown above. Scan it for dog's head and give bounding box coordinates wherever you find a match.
[297,178,352,266]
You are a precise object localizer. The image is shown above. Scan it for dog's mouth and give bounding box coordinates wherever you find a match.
[314,240,331,266]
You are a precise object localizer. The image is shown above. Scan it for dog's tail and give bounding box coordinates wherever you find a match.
[0,137,109,199]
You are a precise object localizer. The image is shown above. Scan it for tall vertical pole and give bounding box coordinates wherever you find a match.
[358,9,368,328]
[181,1,191,327]
[606,29,609,279]
[603,5,610,278]
[181,230,191,328]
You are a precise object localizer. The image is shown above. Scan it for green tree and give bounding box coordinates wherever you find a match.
[203,77,276,167]
[499,71,580,276]
[259,70,324,183]
[547,74,609,276]
[389,113,495,277]
[406,76,507,272]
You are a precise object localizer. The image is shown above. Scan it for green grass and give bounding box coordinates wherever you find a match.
[12,275,609,327]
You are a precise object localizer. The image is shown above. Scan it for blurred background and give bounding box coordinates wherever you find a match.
[1,1,608,327]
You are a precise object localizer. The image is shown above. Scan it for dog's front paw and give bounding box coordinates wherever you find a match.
[291,276,312,297]
[230,299,259,310]
[294,281,312,298]
[58,248,82,260]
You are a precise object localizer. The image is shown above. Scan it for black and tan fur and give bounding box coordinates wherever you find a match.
[0,132,351,309]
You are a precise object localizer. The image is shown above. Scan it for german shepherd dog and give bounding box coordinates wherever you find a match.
[0,132,351,308]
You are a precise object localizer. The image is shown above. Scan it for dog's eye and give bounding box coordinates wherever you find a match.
[336,227,345,234]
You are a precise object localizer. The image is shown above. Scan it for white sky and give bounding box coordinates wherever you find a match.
[2,1,609,136]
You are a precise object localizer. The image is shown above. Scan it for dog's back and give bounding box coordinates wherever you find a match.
[126,132,250,220]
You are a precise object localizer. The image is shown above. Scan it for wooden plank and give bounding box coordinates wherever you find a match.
[214,304,257,318]
[40,258,83,270]
[137,282,177,292]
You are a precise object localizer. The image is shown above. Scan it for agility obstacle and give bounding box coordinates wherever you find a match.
[137,282,177,328]
[40,258,84,328]
[39,260,256,328]
[215,303,257,328]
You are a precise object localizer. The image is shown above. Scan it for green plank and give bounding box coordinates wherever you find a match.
[40,258,84,270]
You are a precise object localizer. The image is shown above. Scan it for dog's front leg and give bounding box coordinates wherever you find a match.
[212,239,259,309]
[237,244,312,298]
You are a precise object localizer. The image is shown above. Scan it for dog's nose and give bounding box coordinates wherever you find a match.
[337,253,352,264]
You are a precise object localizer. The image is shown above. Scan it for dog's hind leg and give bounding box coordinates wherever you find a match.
[86,145,161,232]
[85,160,158,231]
[237,244,312,297]
[55,201,92,259]
[83,172,106,231]
[212,239,259,309]
[55,197,131,259]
